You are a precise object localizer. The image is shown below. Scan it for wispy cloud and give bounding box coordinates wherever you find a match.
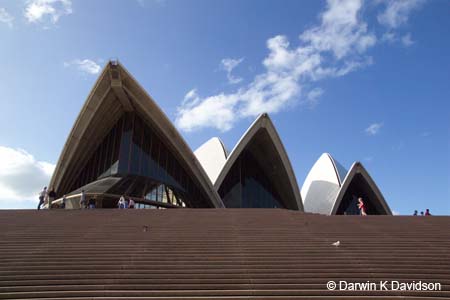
[136,0,166,7]
[0,7,14,27]
[64,59,101,75]
[381,31,415,47]
[365,122,383,136]
[221,58,244,84]
[392,141,405,151]
[305,88,324,109]
[0,146,55,207]
[364,156,374,162]
[176,0,378,132]
[25,0,72,24]
[381,31,396,43]
[401,33,414,46]
[377,0,425,29]
[420,131,431,137]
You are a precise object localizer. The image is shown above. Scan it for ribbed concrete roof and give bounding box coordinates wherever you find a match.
[194,137,228,184]
[0,209,449,299]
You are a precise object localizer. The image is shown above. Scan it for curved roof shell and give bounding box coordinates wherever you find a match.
[214,114,303,211]
[331,162,392,215]
[301,153,347,214]
[49,61,224,208]
[194,137,228,184]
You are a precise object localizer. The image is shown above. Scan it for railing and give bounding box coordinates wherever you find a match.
[48,192,179,209]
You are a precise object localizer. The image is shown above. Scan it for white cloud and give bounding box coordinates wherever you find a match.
[0,146,55,207]
[176,0,378,132]
[377,0,425,28]
[221,58,244,84]
[381,31,396,43]
[365,122,383,135]
[25,0,72,24]
[0,8,14,27]
[176,89,239,132]
[392,210,400,215]
[381,31,415,47]
[300,0,376,59]
[305,88,324,109]
[401,33,414,46]
[64,59,101,75]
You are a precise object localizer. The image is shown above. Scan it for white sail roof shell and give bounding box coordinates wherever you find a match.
[331,162,392,215]
[214,113,303,211]
[194,137,228,184]
[301,153,347,214]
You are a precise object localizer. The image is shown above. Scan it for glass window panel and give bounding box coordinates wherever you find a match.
[101,129,113,178]
[141,126,151,177]
[111,117,123,174]
[97,138,105,176]
[158,141,168,183]
[150,132,160,180]
[118,113,133,173]
[130,115,143,174]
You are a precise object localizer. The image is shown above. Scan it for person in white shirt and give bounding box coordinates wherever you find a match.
[37,187,47,210]
[79,190,87,209]
[128,198,135,209]
[118,196,126,209]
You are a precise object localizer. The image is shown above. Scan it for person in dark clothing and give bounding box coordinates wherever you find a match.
[61,195,67,209]
[88,198,96,209]
[413,210,418,216]
[48,189,56,209]
[425,209,431,216]
[37,187,47,210]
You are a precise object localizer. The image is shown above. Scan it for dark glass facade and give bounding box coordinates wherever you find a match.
[66,112,210,208]
[68,118,123,192]
[218,150,282,208]
[336,174,387,215]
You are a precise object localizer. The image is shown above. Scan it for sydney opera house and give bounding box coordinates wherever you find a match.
[49,61,391,215]
[6,61,449,300]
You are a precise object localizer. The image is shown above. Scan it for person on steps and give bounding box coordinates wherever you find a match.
[88,198,96,209]
[79,190,87,209]
[37,187,47,210]
[118,195,126,209]
[357,197,367,216]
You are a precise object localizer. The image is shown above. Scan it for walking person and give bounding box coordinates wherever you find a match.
[79,190,87,209]
[357,197,367,216]
[425,209,431,216]
[61,195,67,209]
[37,187,47,210]
[413,210,418,216]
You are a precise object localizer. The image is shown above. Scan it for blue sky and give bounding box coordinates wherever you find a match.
[0,0,448,214]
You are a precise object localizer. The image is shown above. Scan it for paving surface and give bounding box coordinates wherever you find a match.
[0,209,449,299]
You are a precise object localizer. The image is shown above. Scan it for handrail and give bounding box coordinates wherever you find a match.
[51,192,179,209]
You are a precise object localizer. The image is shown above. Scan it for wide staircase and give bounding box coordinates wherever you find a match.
[0,209,449,299]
